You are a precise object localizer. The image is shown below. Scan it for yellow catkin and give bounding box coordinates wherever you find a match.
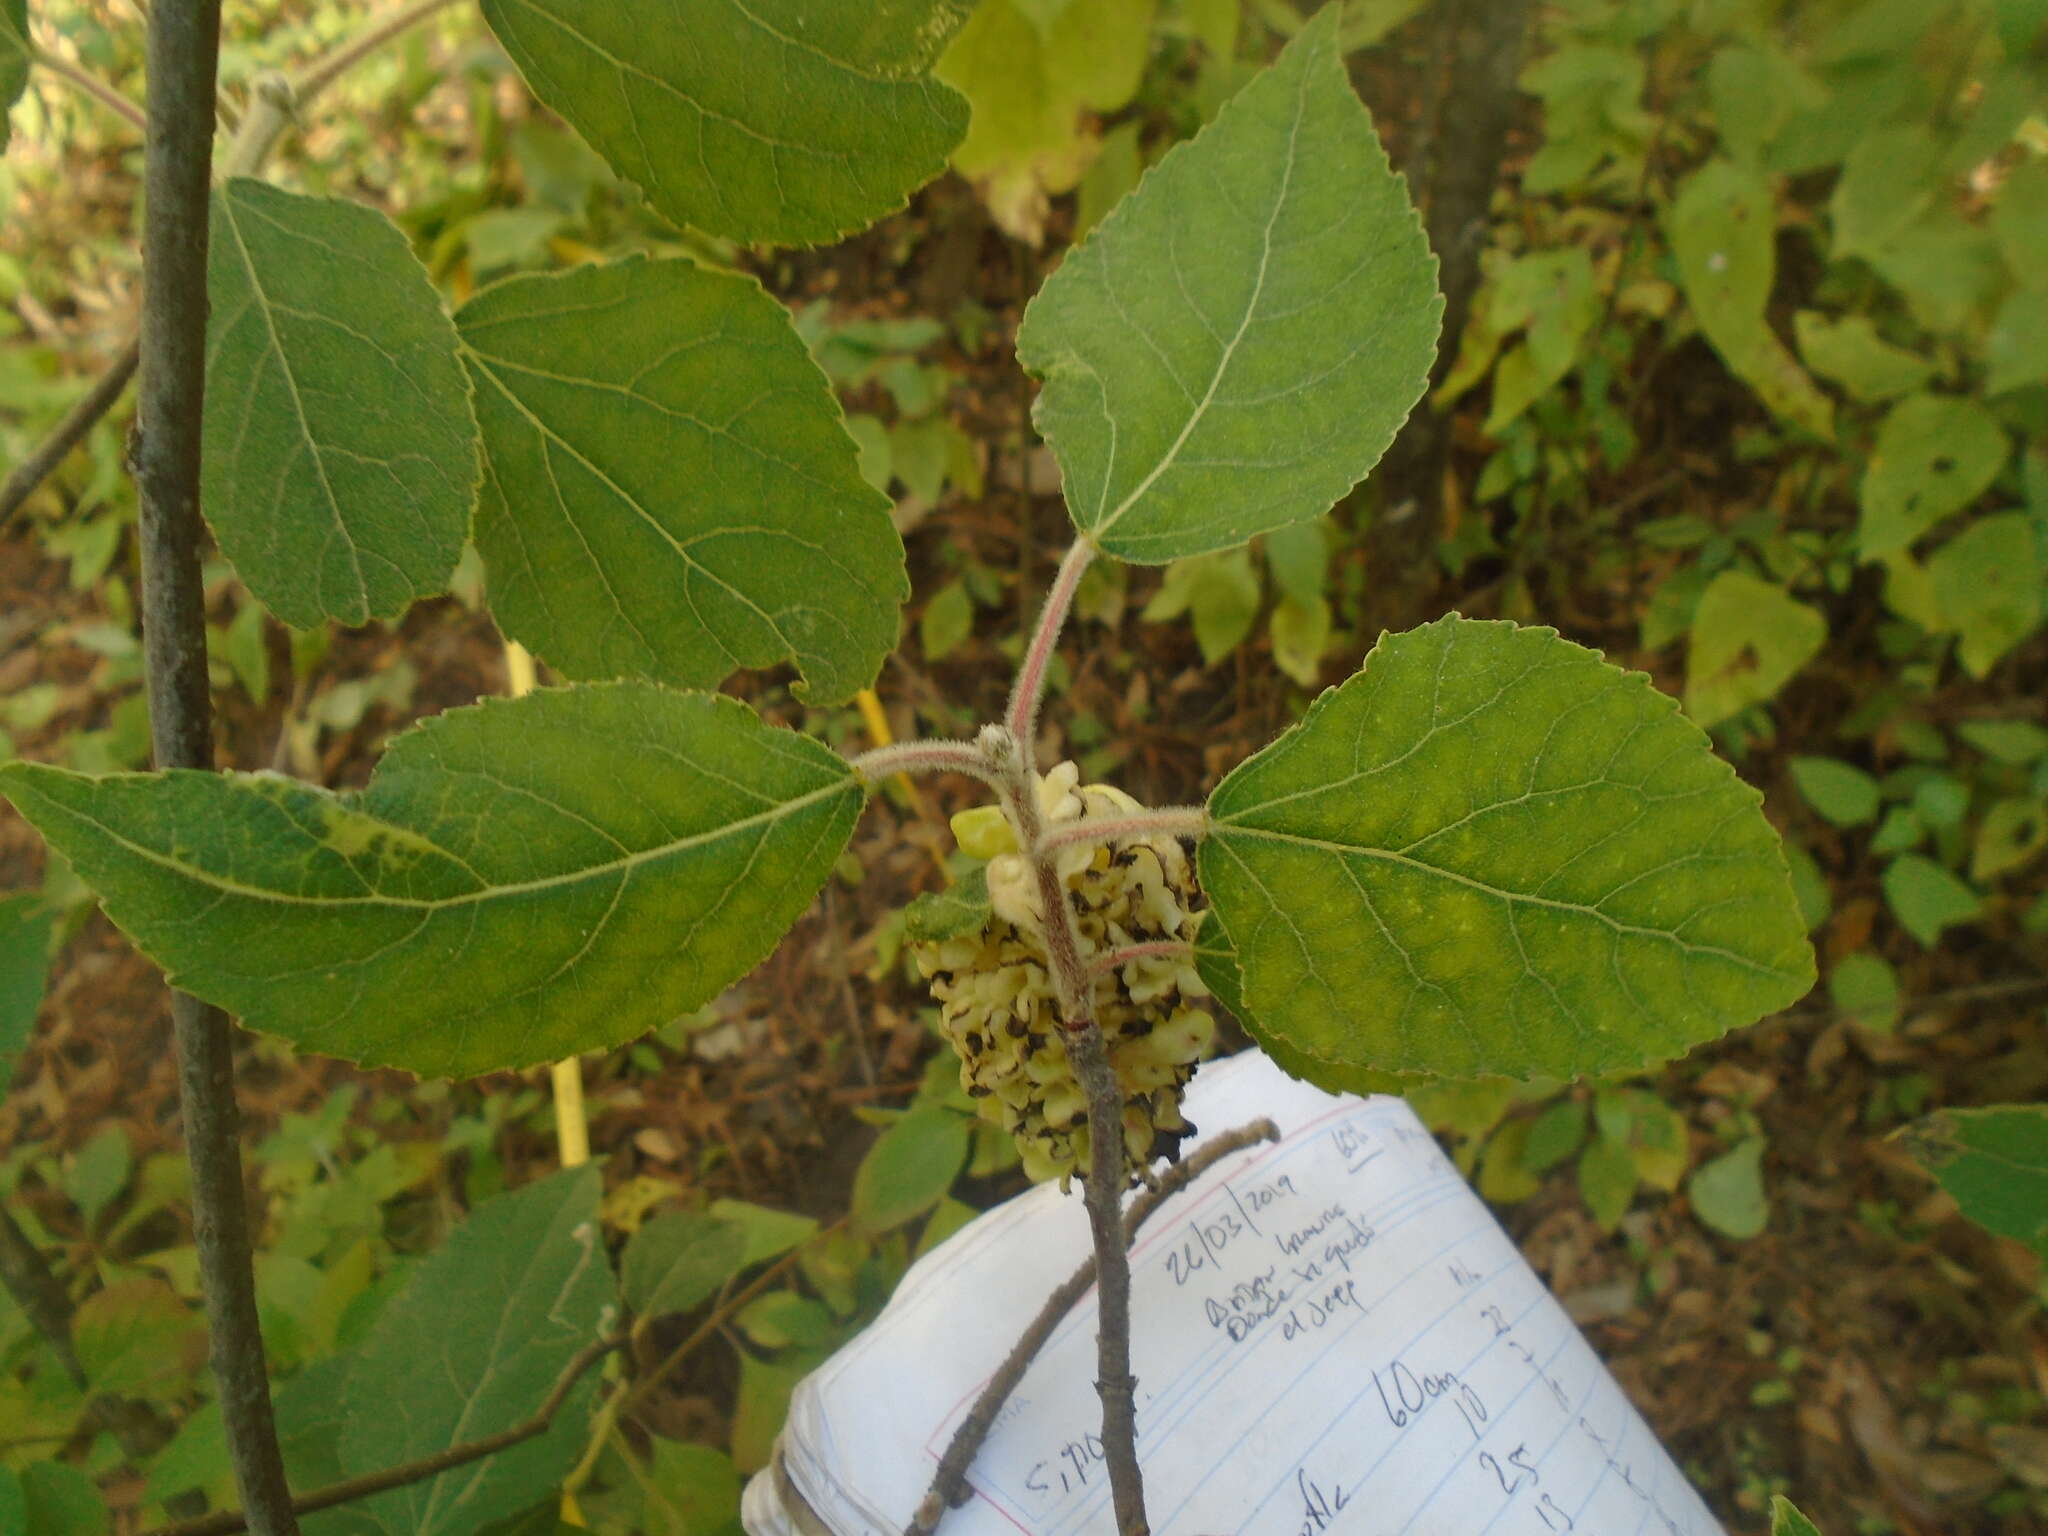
[914,763,1214,1186]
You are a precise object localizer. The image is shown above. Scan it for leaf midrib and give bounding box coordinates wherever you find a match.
[28,772,855,913]
[1086,20,1315,542]
[217,188,369,616]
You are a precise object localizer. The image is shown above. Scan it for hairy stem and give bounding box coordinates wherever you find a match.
[29,44,149,131]
[852,738,995,785]
[1005,537,1095,765]
[135,0,298,1528]
[907,1119,1280,1534]
[983,725,1150,1535]
[1085,939,1194,984]
[145,1334,626,1536]
[1038,806,1208,857]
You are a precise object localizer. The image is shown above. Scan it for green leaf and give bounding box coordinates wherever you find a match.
[1974,797,2047,883]
[1193,905,1415,1098]
[902,865,992,944]
[1200,616,1815,1083]
[19,1461,105,1536]
[0,892,51,1096]
[1576,1130,1636,1232]
[1788,756,1880,827]
[457,258,905,705]
[1829,124,1944,260]
[273,1356,381,1536]
[1791,311,1932,403]
[1957,718,2048,765]
[71,1276,202,1398]
[478,0,968,248]
[919,580,974,661]
[707,1199,817,1268]
[1478,1118,1541,1203]
[0,685,864,1077]
[1689,1136,1768,1239]
[1828,953,1900,1033]
[1993,156,2048,281]
[1684,571,1826,729]
[1520,1097,1586,1174]
[936,0,1156,243]
[1784,840,1831,930]
[1881,853,1980,948]
[342,1166,611,1536]
[853,1105,969,1232]
[1986,286,2048,395]
[641,1439,743,1536]
[621,1210,747,1322]
[1857,394,2009,558]
[66,1126,131,1227]
[732,1354,801,1474]
[1269,596,1333,688]
[1142,550,1262,664]
[1017,6,1440,563]
[1928,511,2044,678]
[1770,1494,1824,1536]
[1902,1104,2048,1258]
[0,0,27,155]
[1667,159,1832,440]
[202,180,478,629]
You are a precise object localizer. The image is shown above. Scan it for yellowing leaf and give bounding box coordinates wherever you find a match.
[936,0,1156,242]
[1668,159,1832,440]
[0,687,864,1077]
[1858,393,2010,558]
[1684,571,1825,729]
[1201,617,1814,1084]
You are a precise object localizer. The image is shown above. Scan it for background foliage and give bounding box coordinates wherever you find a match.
[0,0,2044,1532]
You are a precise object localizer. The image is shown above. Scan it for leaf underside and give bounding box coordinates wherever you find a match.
[0,686,864,1078]
[478,0,970,247]
[342,1166,611,1535]
[1902,1104,2048,1258]
[457,257,907,705]
[1016,5,1441,565]
[1200,616,1815,1084]
[202,179,479,628]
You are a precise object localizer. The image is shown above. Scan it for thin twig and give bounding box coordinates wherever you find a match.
[611,1228,821,1434]
[1005,537,1095,762]
[907,1119,1282,1534]
[144,1334,626,1536]
[30,45,148,131]
[134,0,298,1528]
[0,1202,87,1389]
[0,341,139,528]
[1038,807,1208,857]
[291,0,458,100]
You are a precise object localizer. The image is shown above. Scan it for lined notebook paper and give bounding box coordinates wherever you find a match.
[744,1051,1725,1536]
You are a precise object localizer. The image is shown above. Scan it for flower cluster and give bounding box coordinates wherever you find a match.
[913,763,1215,1185]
